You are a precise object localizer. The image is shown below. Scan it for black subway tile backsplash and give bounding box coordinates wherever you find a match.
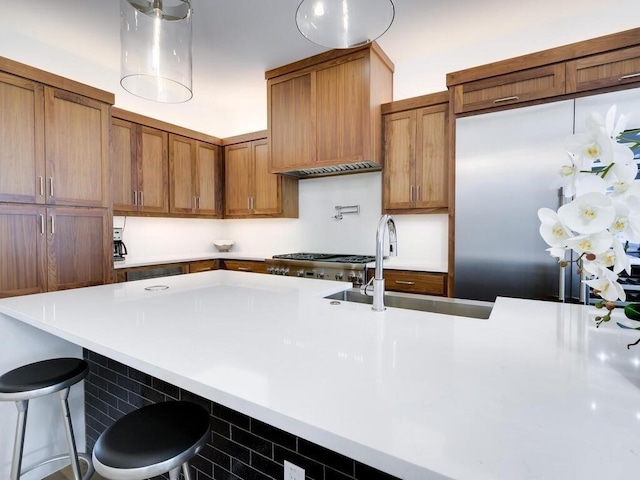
[83,349,401,480]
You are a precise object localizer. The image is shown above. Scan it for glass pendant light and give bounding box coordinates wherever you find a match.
[295,0,395,49]
[120,0,193,103]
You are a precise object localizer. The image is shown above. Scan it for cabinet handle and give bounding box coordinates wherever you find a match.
[50,214,55,235]
[493,96,519,104]
[49,177,54,197]
[251,197,255,210]
[39,214,45,235]
[133,190,138,206]
[196,196,200,209]
[247,197,251,210]
[139,191,144,206]
[619,72,640,81]
[395,280,415,285]
[410,185,414,202]
[39,176,44,197]
[416,185,421,201]
[237,267,251,271]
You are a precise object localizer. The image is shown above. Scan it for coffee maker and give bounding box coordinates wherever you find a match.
[113,228,128,262]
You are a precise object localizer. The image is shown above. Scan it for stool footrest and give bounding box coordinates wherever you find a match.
[21,452,94,480]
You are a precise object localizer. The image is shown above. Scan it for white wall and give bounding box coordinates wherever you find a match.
[117,172,449,265]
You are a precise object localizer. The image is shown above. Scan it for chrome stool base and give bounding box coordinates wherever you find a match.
[0,358,92,480]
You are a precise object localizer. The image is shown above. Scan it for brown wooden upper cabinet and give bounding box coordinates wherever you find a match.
[0,204,111,297]
[450,64,566,114]
[266,43,393,175]
[566,44,640,93]
[382,93,449,213]
[224,133,298,218]
[0,72,110,207]
[111,117,169,214]
[447,27,640,115]
[169,134,221,217]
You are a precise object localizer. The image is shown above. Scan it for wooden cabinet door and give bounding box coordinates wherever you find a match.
[138,126,169,213]
[225,142,253,216]
[566,44,640,93]
[169,134,196,214]
[383,110,416,210]
[415,105,448,209]
[316,55,367,164]
[452,64,566,114]
[195,141,219,216]
[222,260,267,274]
[111,118,137,212]
[252,139,280,215]
[189,259,218,273]
[0,73,45,205]
[44,88,110,207]
[46,207,110,291]
[0,205,47,297]
[269,72,315,171]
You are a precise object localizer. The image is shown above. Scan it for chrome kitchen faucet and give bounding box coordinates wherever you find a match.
[373,214,397,311]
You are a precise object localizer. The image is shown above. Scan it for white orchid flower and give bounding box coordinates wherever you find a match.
[557,192,615,234]
[583,237,631,277]
[557,152,595,198]
[574,173,607,197]
[565,230,613,255]
[603,105,632,141]
[584,266,626,302]
[538,208,572,248]
[609,160,639,194]
[612,237,632,275]
[616,193,640,242]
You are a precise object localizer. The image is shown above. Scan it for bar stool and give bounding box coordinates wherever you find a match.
[92,401,210,480]
[0,357,93,480]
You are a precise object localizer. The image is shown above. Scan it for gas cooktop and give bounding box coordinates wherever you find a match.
[272,253,375,264]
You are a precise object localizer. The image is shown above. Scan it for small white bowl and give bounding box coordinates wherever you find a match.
[213,240,234,252]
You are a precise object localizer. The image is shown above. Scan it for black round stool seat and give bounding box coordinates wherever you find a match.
[0,358,89,401]
[93,401,210,480]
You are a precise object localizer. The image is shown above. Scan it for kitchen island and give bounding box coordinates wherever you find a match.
[1,271,639,479]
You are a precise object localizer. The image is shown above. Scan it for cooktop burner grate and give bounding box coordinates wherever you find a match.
[272,253,375,263]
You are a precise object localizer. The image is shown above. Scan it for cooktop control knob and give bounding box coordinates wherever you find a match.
[335,273,343,280]
[297,270,305,277]
[317,271,325,279]
[267,267,274,274]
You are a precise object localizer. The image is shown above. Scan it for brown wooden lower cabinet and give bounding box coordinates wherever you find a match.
[367,269,447,296]
[0,204,111,297]
[221,259,267,274]
[189,259,219,273]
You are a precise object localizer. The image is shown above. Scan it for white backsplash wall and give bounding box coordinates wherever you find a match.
[113,215,226,258]
[116,172,449,266]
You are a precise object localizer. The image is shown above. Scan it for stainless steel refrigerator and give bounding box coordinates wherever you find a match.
[454,89,640,302]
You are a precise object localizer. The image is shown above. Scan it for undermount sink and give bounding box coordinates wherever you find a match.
[325,289,493,319]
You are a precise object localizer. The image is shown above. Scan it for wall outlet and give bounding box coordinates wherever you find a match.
[284,460,305,480]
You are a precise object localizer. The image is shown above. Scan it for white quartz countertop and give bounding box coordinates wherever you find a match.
[1,272,639,479]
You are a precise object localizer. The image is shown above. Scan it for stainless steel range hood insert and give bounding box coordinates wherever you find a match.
[282,161,381,178]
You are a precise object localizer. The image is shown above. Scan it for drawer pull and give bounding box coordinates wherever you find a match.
[493,95,519,104]
[237,267,251,271]
[395,280,415,285]
[619,72,640,81]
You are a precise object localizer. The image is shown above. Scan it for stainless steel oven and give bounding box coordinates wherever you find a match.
[265,253,375,287]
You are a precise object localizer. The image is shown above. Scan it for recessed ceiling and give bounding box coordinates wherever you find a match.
[0,0,636,138]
